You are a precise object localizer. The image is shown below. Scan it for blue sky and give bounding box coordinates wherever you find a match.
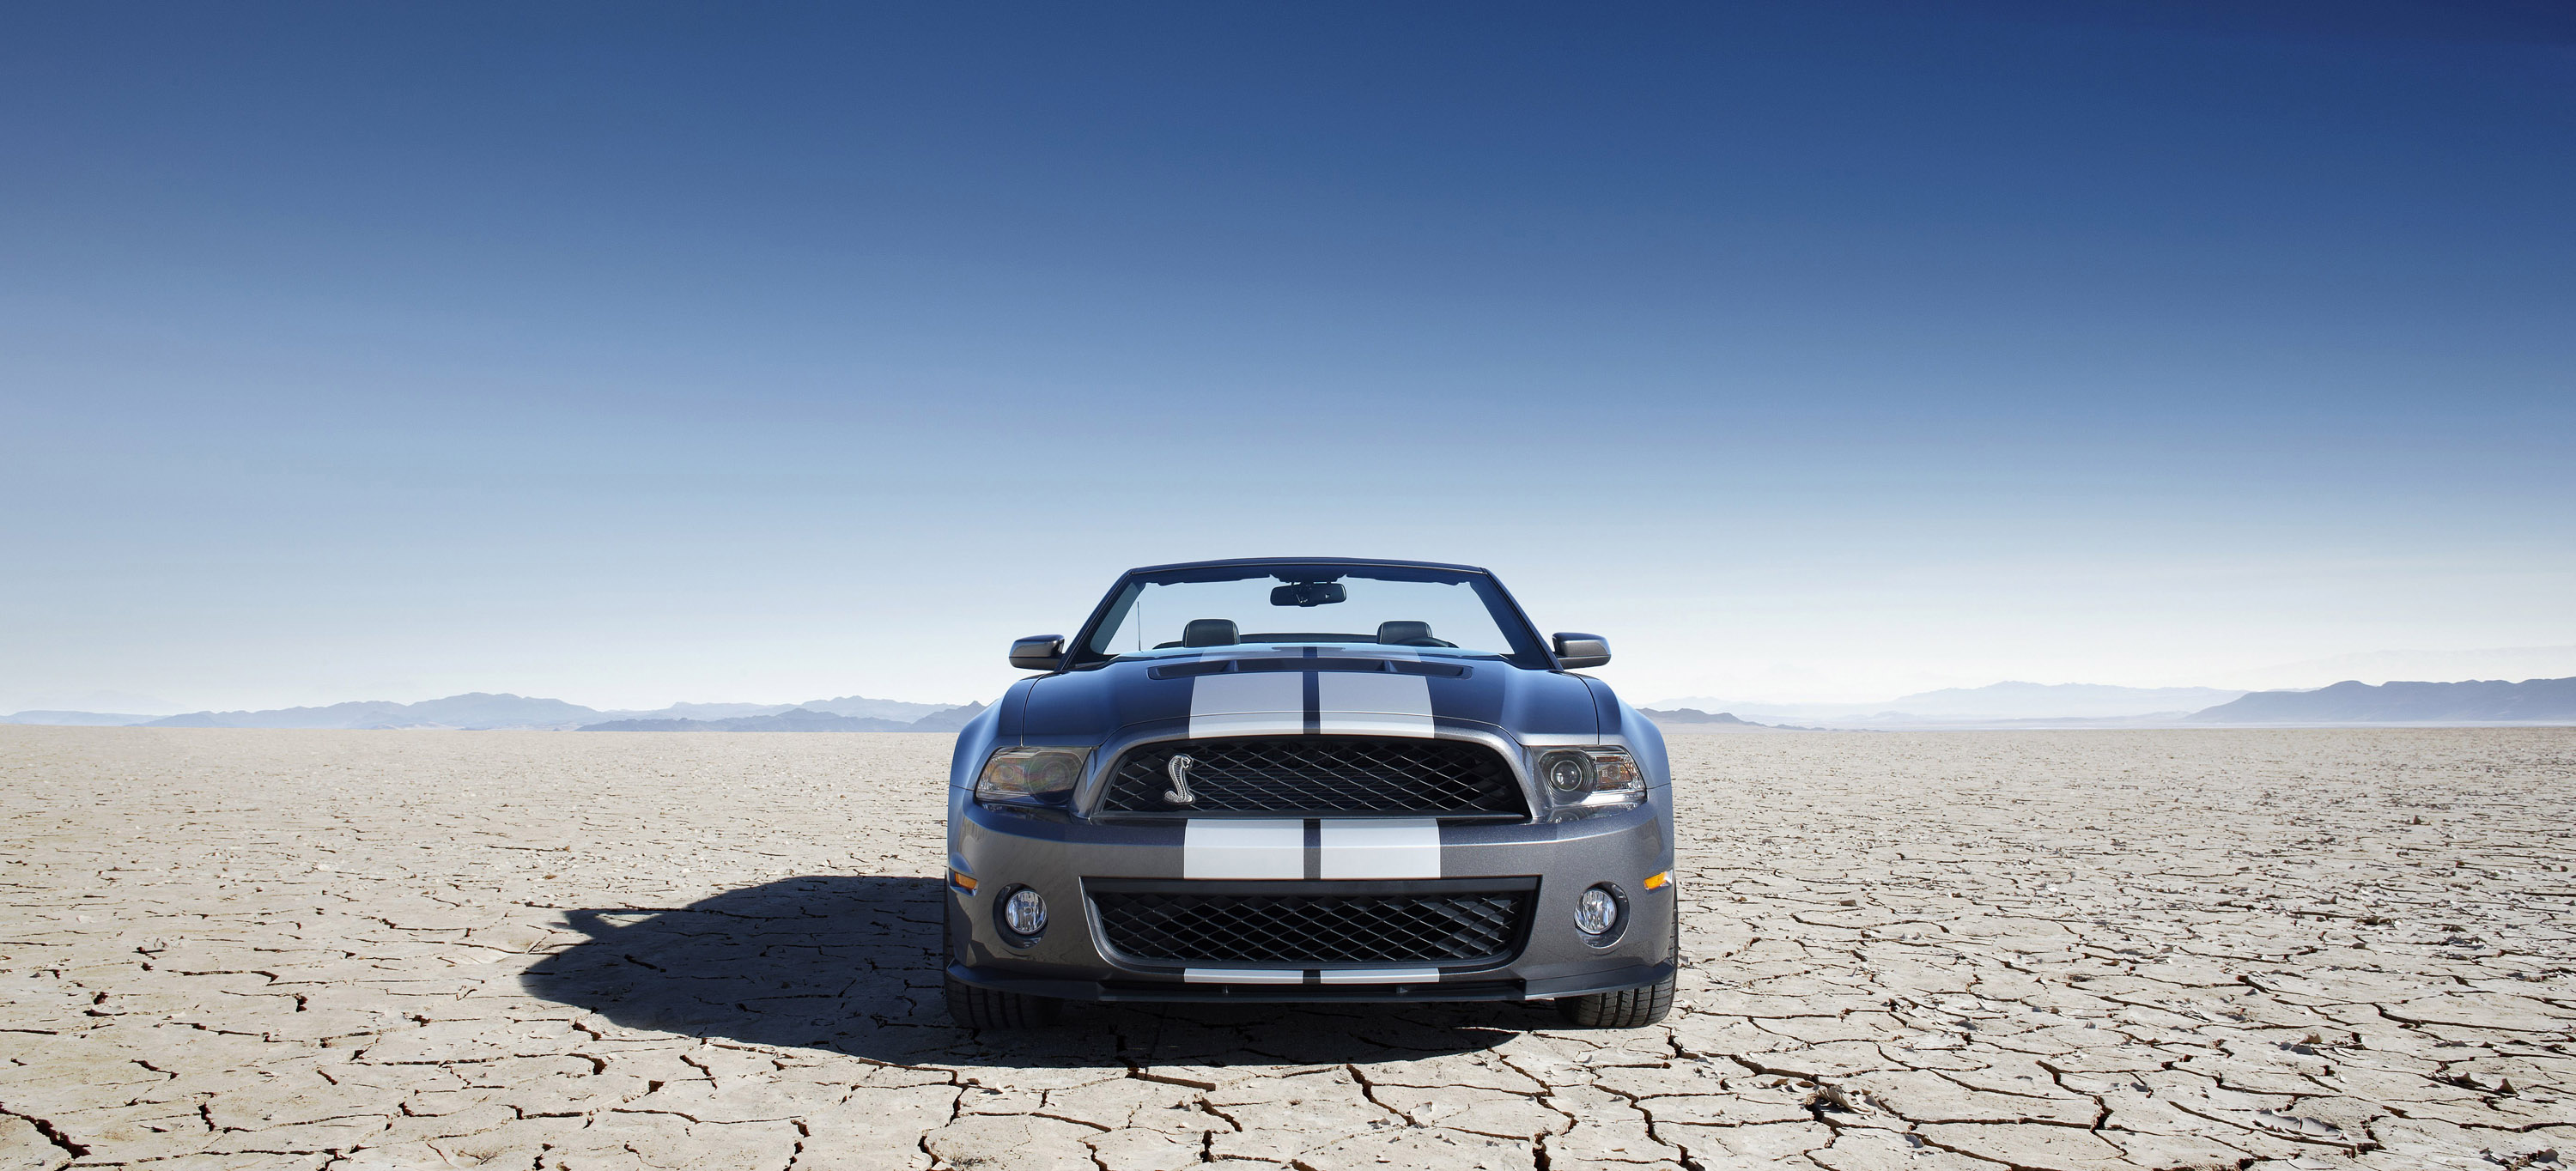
[4,2,2572,711]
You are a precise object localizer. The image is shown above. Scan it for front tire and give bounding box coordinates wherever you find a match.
[940,894,1063,1028]
[1554,897,1679,1028]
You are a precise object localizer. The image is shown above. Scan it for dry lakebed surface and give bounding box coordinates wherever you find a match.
[2,725,2570,1171]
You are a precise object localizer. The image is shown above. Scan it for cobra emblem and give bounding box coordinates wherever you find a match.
[1163,754,1198,806]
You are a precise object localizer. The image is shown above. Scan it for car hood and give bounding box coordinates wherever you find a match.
[1017,646,1601,743]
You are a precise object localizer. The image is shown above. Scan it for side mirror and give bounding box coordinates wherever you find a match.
[1552,632,1611,670]
[1009,634,1066,672]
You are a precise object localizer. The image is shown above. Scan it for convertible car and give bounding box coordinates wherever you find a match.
[942,557,1677,1028]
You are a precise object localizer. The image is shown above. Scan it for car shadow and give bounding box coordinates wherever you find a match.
[519,874,1543,1070]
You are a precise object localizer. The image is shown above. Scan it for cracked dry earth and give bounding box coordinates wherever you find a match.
[3,727,2572,1171]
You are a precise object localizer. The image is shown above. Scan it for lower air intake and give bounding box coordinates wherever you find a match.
[1091,888,1531,966]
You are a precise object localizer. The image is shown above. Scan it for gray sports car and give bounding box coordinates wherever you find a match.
[942,557,1678,1028]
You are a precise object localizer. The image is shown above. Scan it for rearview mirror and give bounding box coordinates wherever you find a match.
[1270,582,1347,608]
[1552,632,1611,670]
[1009,634,1066,672]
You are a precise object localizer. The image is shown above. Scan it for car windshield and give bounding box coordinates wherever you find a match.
[1083,565,1539,659]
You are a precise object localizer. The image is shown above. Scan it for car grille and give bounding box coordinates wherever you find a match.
[1091,888,1532,966]
[1098,736,1524,816]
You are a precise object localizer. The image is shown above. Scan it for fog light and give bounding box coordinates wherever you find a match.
[1001,888,1048,937]
[1575,885,1619,936]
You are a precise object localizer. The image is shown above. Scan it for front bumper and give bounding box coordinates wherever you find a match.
[945,792,1674,1003]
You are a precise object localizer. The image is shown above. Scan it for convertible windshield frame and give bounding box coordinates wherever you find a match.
[1066,557,1555,670]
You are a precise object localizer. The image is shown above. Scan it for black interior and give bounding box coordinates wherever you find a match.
[1376,621,1455,647]
[1156,621,1458,650]
[1180,618,1239,647]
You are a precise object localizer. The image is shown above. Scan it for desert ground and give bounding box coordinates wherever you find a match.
[1,725,2569,1171]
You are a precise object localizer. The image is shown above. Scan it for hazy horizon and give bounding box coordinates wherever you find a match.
[7,4,2571,713]
[15,642,2576,719]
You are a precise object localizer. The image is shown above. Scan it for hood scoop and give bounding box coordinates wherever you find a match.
[1147,657,1468,681]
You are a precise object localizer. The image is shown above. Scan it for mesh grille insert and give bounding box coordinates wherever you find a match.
[1101,736,1523,816]
[1091,889,1530,966]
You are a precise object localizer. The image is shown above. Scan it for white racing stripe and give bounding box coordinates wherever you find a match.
[1313,713,1435,737]
[1188,712,1308,737]
[1182,818,1304,879]
[1183,968,1304,984]
[1317,818,1441,879]
[1317,968,1441,985]
[1188,670,1305,737]
[1315,670,1434,738]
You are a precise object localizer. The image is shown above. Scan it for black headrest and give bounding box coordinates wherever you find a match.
[1377,621,1433,646]
[1182,618,1239,647]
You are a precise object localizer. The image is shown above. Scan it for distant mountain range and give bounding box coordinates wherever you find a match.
[13,676,2573,733]
[2190,677,2576,724]
[581,702,986,733]
[1635,707,1833,732]
[687,695,955,723]
[3,710,167,726]
[143,693,604,730]
[1880,682,2245,719]
[1648,677,2576,728]
[2208,646,2576,693]
[1649,682,2250,728]
[1638,707,1760,725]
[2,691,975,731]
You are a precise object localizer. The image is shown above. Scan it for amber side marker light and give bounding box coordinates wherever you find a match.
[950,870,979,893]
[1642,871,1671,890]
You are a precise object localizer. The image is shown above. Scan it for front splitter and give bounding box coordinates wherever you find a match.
[945,960,1672,1004]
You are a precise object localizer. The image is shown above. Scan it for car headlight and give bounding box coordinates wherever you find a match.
[974,746,1091,808]
[1538,748,1645,817]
